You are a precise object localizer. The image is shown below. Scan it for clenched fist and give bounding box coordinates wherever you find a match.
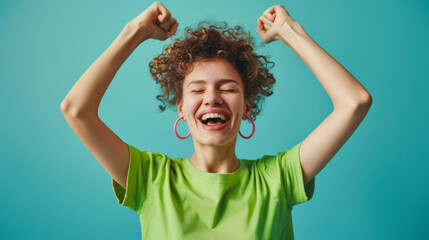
[128,1,179,43]
[256,5,295,43]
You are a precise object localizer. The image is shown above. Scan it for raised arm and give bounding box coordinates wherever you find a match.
[257,5,372,184]
[60,1,178,188]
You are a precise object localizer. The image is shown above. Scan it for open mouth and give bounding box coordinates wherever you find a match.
[201,117,228,126]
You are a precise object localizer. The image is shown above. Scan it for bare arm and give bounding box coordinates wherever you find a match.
[60,1,178,188]
[257,5,372,185]
[277,20,372,185]
[60,24,144,118]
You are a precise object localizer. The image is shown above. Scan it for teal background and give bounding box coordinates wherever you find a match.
[1,0,428,239]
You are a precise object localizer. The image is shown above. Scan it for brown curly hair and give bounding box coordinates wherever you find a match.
[149,20,276,120]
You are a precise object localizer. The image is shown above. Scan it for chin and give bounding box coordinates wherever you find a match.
[195,134,236,146]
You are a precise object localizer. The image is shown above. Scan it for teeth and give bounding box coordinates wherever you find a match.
[201,113,227,121]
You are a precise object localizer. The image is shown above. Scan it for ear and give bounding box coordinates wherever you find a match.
[176,98,184,120]
[243,98,253,120]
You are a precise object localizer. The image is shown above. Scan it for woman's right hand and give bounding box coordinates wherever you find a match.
[127,1,179,43]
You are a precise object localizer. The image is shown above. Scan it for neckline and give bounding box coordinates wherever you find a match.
[182,157,246,183]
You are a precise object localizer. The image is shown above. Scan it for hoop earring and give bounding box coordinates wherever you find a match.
[174,116,191,139]
[239,118,255,139]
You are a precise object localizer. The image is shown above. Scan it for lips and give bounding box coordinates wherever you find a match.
[199,117,229,131]
[196,109,231,130]
[197,109,231,122]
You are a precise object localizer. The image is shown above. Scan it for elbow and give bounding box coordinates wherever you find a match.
[60,100,71,114]
[352,94,372,115]
[359,94,373,108]
[351,93,372,110]
[60,100,80,118]
[335,93,373,111]
[60,100,97,119]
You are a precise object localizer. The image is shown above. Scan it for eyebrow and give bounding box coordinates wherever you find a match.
[186,79,240,88]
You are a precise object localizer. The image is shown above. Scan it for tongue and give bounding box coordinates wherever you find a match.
[207,120,223,126]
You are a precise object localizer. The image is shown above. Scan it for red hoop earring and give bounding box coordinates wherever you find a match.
[239,118,255,139]
[174,116,191,139]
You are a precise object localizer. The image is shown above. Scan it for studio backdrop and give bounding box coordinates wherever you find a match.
[0,0,428,239]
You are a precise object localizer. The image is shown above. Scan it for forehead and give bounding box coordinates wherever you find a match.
[183,59,243,87]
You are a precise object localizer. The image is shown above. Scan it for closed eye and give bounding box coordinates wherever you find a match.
[191,90,236,93]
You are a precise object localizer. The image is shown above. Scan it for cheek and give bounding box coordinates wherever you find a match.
[229,96,245,113]
[182,98,200,121]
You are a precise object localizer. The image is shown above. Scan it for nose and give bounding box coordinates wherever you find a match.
[203,88,223,106]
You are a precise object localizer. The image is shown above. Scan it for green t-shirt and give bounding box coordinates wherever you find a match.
[112,141,315,239]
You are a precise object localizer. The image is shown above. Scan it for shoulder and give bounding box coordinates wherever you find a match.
[239,155,280,183]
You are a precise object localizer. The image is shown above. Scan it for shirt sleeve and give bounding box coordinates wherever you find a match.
[111,143,166,213]
[277,141,315,209]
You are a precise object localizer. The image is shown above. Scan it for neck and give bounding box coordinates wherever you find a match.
[189,137,240,174]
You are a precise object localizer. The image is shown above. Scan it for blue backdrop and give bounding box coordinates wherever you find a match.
[1,0,428,239]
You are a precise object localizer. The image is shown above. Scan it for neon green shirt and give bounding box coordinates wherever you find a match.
[112,141,315,239]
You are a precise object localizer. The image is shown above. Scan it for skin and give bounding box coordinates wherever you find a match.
[176,58,253,173]
[62,1,371,189]
[169,5,296,174]
[175,4,372,181]
[257,5,372,184]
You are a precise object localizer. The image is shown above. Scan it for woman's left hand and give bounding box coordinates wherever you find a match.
[256,5,295,43]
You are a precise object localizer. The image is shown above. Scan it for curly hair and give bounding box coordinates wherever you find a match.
[148,20,276,120]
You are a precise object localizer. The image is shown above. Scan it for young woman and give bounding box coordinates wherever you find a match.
[61,1,372,239]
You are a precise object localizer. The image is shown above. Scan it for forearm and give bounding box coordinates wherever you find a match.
[278,21,371,109]
[61,23,147,118]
